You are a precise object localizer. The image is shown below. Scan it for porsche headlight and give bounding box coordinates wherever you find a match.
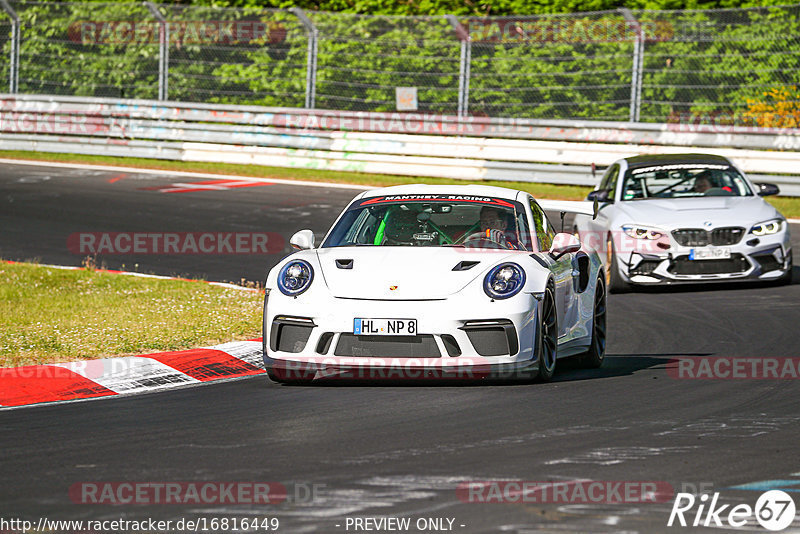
[622,225,663,240]
[278,260,314,296]
[484,263,526,300]
[750,219,783,236]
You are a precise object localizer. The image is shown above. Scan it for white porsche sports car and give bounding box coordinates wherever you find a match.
[262,185,606,384]
[570,154,792,292]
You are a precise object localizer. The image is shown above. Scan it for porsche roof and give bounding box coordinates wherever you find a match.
[355,184,524,201]
[623,153,733,171]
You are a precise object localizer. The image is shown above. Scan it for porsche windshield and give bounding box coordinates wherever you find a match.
[621,164,753,200]
[322,196,533,251]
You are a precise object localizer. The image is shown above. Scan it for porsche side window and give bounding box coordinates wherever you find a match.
[515,212,533,252]
[528,200,554,252]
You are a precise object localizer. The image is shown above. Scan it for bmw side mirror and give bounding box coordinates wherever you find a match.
[587,189,611,203]
[755,183,780,196]
[290,229,315,250]
[550,233,581,260]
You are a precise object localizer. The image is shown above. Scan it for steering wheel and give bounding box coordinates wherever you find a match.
[463,231,508,250]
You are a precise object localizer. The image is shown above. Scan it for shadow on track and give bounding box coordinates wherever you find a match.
[263,353,699,387]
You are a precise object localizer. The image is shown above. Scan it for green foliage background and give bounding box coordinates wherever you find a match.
[0,0,798,122]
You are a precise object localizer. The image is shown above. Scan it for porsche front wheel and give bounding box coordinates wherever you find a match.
[580,276,607,369]
[536,286,558,382]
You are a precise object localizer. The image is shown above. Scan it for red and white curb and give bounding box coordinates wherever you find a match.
[1,261,268,409]
[0,339,266,409]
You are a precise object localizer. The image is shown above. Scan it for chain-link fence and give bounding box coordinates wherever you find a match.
[0,18,10,93]
[639,4,800,126]
[0,1,798,124]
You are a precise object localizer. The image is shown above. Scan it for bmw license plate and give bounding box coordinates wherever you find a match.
[689,247,731,260]
[354,318,417,336]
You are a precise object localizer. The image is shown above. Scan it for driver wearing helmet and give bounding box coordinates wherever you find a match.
[479,206,519,250]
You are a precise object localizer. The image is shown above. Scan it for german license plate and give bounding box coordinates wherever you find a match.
[354,318,417,336]
[689,247,731,260]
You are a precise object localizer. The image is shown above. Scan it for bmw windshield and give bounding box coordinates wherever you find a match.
[621,163,753,200]
[322,195,533,251]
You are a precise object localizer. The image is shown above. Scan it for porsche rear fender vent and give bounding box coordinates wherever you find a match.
[335,259,354,269]
[573,253,590,293]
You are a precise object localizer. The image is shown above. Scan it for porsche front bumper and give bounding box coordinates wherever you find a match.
[262,290,542,380]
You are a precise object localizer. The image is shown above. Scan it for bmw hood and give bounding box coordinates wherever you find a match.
[314,247,516,300]
[612,196,781,229]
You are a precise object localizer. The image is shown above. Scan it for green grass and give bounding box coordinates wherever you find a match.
[3,149,798,216]
[0,262,263,367]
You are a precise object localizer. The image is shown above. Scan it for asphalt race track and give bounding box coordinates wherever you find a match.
[2,161,800,533]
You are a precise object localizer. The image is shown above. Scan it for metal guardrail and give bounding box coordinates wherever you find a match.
[1,94,799,195]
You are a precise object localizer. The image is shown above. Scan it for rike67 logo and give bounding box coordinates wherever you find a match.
[668,490,796,531]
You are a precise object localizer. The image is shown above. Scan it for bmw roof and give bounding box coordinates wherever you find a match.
[623,153,733,171]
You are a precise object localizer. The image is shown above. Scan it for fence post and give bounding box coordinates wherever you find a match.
[0,0,19,93]
[291,7,318,109]
[446,15,470,118]
[145,2,168,101]
[619,8,643,122]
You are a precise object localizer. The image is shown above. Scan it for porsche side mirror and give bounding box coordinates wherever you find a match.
[550,233,581,259]
[755,183,780,196]
[290,229,315,250]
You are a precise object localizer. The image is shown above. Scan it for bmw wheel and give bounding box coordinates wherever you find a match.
[776,254,793,286]
[606,234,629,294]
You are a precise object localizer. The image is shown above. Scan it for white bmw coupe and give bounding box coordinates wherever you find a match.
[262,185,606,384]
[571,154,792,292]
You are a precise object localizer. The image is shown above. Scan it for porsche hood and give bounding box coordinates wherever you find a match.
[313,247,517,300]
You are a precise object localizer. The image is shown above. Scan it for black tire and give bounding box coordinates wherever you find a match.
[776,254,793,286]
[606,235,629,294]
[580,277,607,369]
[536,286,558,382]
[261,289,269,362]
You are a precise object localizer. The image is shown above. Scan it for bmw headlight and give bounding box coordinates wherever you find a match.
[750,219,783,236]
[622,225,663,240]
[484,263,526,300]
[278,260,314,296]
